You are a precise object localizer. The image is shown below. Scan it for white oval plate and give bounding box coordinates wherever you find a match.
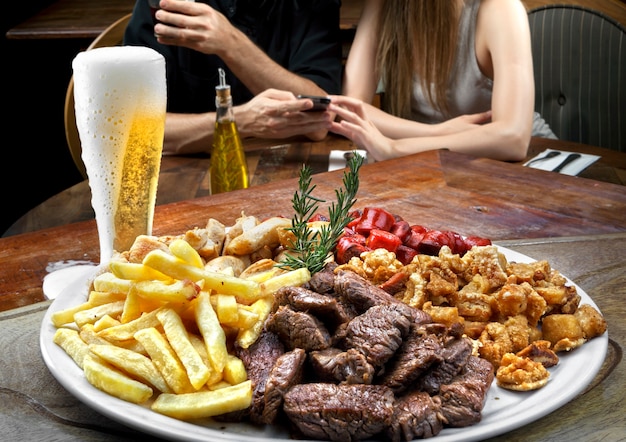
[40,246,608,442]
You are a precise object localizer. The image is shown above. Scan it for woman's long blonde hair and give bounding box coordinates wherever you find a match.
[377,0,461,118]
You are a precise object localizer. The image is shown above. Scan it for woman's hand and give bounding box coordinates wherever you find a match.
[328,96,496,161]
[327,95,395,161]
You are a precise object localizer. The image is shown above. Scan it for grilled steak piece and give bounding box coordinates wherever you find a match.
[439,355,495,427]
[386,391,444,441]
[424,320,465,342]
[273,286,352,330]
[344,303,413,368]
[261,348,306,424]
[304,262,338,294]
[334,269,412,313]
[309,348,375,384]
[379,326,444,394]
[283,383,395,442]
[266,305,331,351]
[418,336,474,395]
[222,330,284,423]
[226,265,496,437]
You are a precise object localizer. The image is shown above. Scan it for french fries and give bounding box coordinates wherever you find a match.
[132,279,200,304]
[50,291,126,327]
[134,327,196,394]
[259,267,311,297]
[169,238,205,269]
[83,353,154,404]
[143,250,262,302]
[236,296,274,349]
[53,328,89,369]
[151,380,252,420]
[73,300,125,328]
[88,344,172,393]
[98,307,164,342]
[109,261,171,281]
[214,294,239,324]
[157,308,212,390]
[195,291,229,374]
[50,215,312,422]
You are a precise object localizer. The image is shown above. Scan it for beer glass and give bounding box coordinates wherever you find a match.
[72,46,167,263]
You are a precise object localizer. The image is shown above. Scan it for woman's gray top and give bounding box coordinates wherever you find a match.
[409,0,556,138]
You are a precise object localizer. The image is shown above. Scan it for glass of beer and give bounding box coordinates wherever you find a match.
[72,46,167,263]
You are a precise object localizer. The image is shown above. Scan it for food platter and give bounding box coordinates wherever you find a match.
[40,246,608,442]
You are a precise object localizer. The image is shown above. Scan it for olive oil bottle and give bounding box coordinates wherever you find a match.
[209,68,249,194]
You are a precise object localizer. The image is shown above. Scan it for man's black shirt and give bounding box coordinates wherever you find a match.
[124,0,343,113]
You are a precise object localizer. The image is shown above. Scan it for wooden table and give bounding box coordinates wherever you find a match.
[2,135,359,238]
[525,137,626,184]
[1,133,626,310]
[5,0,364,40]
[4,135,626,240]
[0,134,625,440]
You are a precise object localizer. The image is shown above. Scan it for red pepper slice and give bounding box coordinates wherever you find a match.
[366,228,402,253]
[355,207,396,235]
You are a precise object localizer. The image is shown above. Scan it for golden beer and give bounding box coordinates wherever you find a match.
[72,47,166,263]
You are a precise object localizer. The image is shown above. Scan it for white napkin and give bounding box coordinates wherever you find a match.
[328,150,368,171]
[524,149,600,176]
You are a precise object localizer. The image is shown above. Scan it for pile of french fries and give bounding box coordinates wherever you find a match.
[50,217,311,420]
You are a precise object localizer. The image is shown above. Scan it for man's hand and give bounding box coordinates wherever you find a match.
[154,0,237,56]
[235,89,331,140]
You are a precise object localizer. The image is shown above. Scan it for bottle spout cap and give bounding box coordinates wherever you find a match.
[216,68,230,100]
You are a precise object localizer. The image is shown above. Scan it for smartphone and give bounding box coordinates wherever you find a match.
[297,94,331,112]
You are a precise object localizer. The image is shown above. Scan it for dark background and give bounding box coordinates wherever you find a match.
[2,1,86,235]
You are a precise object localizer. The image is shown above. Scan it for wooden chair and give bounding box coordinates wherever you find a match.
[527,5,626,151]
[64,13,132,178]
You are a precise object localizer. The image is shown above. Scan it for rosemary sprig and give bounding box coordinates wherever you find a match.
[278,152,364,274]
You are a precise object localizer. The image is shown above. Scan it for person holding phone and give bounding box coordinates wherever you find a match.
[328,0,556,162]
[124,0,342,155]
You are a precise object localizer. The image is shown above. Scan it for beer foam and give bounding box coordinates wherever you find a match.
[72,46,166,261]
[72,46,166,166]
[72,47,166,143]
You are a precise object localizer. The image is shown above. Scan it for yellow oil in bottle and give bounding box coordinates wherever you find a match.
[209,69,249,194]
[211,120,248,193]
